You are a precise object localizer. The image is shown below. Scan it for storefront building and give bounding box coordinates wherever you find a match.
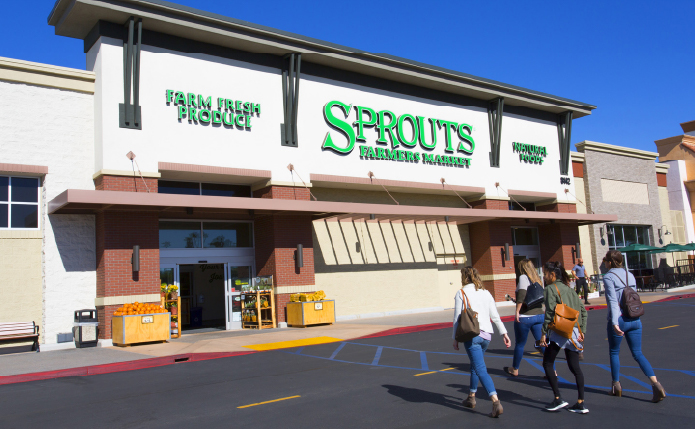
[654,120,695,249]
[2,0,619,348]
[570,142,680,278]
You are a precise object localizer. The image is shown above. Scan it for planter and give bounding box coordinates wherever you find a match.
[170,321,177,328]
[287,300,335,327]
[112,313,171,346]
[170,307,178,316]
[168,292,178,300]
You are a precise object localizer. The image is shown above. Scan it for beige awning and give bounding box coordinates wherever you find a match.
[48,189,617,225]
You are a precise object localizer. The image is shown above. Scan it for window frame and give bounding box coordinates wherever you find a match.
[0,175,41,231]
[607,224,653,269]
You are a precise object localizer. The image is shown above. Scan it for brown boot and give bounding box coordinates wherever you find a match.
[652,382,666,403]
[490,400,503,418]
[611,381,622,397]
[462,394,476,409]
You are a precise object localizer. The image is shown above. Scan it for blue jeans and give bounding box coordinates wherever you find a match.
[607,317,656,382]
[512,314,545,369]
[463,336,497,397]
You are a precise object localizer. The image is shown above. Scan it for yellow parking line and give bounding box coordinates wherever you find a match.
[243,336,343,351]
[658,325,679,330]
[238,395,301,409]
[415,367,455,376]
[530,351,541,355]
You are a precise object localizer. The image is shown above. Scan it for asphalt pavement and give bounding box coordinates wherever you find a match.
[1,297,693,428]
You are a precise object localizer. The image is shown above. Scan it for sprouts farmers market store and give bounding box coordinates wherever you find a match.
[2,0,617,348]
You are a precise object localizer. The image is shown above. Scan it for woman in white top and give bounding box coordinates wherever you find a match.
[453,267,511,418]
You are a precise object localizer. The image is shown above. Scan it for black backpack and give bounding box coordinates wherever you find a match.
[523,282,544,310]
[615,269,644,319]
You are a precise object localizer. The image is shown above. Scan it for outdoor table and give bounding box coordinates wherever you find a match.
[635,275,653,292]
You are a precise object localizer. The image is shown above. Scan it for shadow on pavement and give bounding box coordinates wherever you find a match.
[382,384,465,412]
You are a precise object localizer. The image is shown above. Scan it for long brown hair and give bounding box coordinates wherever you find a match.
[518,259,542,285]
[603,250,624,268]
[461,266,485,290]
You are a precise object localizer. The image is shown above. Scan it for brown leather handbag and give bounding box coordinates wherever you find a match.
[548,283,580,339]
[455,290,480,342]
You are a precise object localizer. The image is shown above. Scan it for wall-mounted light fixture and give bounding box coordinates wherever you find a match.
[658,225,672,239]
[369,214,376,220]
[504,243,510,261]
[574,242,581,259]
[295,244,304,269]
[444,216,450,223]
[600,224,614,238]
[356,241,361,253]
[131,245,140,272]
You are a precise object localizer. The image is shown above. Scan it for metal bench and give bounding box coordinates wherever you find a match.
[0,322,40,352]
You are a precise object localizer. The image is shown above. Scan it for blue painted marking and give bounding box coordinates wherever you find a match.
[595,364,652,389]
[620,365,695,376]
[420,352,429,371]
[329,342,346,360]
[372,346,383,366]
[523,358,571,385]
[294,347,304,355]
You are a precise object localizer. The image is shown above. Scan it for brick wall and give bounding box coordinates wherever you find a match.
[470,199,509,210]
[253,186,316,323]
[96,211,160,339]
[253,185,310,201]
[539,223,580,269]
[95,175,158,193]
[468,221,516,301]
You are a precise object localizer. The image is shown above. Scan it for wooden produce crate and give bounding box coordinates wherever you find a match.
[112,313,171,346]
[287,300,335,327]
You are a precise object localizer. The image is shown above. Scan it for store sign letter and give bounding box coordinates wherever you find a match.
[165,90,260,130]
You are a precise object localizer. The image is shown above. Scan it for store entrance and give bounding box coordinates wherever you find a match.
[512,227,542,281]
[160,261,253,332]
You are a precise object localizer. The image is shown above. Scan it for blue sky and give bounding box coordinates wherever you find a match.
[2,0,693,152]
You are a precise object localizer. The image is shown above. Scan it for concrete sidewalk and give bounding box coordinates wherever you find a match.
[0,290,690,379]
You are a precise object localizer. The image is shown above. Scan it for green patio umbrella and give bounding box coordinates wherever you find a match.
[616,243,661,253]
[649,243,689,266]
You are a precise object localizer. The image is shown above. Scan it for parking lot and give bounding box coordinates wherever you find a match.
[1,297,693,428]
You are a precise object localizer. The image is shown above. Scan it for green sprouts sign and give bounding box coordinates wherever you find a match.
[165,90,260,129]
[322,101,474,167]
[513,142,547,165]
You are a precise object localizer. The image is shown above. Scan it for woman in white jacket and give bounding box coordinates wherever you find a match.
[453,267,511,418]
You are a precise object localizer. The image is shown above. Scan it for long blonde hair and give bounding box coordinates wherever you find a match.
[518,259,542,285]
[461,266,485,290]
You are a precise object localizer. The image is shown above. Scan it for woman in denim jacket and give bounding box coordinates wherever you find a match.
[602,250,666,402]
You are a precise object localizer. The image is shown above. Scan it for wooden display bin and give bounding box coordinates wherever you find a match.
[287,300,335,327]
[112,313,171,346]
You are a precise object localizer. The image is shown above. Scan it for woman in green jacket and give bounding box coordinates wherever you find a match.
[539,261,588,414]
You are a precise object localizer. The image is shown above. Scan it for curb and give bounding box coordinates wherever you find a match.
[0,351,257,386]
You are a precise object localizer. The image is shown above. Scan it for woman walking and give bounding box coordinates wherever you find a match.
[539,261,588,413]
[602,250,666,401]
[505,259,545,377]
[453,267,511,418]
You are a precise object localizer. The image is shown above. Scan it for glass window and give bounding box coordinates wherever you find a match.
[11,177,39,203]
[158,180,200,195]
[201,183,251,198]
[0,177,8,201]
[159,221,202,248]
[637,226,650,245]
[160,267,174,285]
[0,204,7,228]
[612,226,625,248]
[203,222,252,248]
[509,201,535,211]
[0,177,40,230]
[623,226,637,247]
[512,227,538,246]
[11,205,38,228]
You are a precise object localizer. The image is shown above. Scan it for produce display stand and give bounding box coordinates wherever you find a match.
[287,300,335,327]
[161,295,182,339]
[112,313,171,346]
[242,290,276,329]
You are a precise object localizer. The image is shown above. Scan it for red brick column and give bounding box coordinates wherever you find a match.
[253,186,316,323]
[538,222,580,269]
[95,175,158,192]
[536,203,577,213]
[469,221,515,302]
[470,199,509,210]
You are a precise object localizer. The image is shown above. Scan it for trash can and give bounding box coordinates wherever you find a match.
[190,307,203,328]
[73,309,99,348]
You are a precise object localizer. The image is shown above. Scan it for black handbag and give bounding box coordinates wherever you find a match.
[523,282,544,310]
